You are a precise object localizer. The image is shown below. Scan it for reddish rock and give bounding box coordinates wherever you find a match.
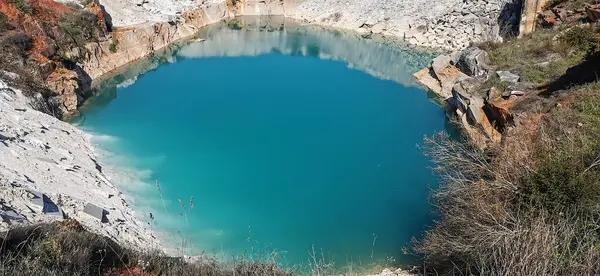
[540,10,558,27]
[46,68,81,116]
[414,68,442,95]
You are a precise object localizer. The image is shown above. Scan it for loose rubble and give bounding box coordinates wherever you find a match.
[0,79,159,250]
[92,0,524,51]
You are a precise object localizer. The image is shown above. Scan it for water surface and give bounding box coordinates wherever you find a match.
[78,17,446,269]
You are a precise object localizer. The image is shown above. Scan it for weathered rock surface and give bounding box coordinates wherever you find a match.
[95,0,524,51]
[414,54,468,99]
[497,70,520,83]
[455,47,492,79]
[81,4,232,80]
[0,79,158,249]
[519,0,548,36]
[291,0,522,50]
[46,68,82,116]
[414,48,513,148]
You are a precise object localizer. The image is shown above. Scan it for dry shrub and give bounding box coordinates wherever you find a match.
[480,211,600,275]
[414,133,520,273]
[416,87,600,275]
[0,221,127,275]
[0,220,293,276]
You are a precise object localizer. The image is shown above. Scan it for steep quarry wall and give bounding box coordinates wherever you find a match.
[290,0,523,49]
[81,4,232,81]
[44,0,526,117]
[0,79,159,249]
[84,0,525,83]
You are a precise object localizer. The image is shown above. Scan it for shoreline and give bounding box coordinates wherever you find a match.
[71,16,437,259]
[0,1,525,273]
[0,79,161,250]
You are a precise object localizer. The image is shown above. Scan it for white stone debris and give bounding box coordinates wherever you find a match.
[93,0,522,50]
[0,79,159,250]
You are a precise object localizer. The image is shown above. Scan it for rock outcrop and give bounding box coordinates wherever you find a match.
[415,47,514,148]
[46,68,82,116]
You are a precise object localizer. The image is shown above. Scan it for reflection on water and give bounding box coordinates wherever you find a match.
[180,16,434,86]
[83,16,434,114]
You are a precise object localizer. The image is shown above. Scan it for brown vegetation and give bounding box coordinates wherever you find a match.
[0,0,109,118]
[417,83,600,275]
[0,220,293,276]
[416,2,600,273]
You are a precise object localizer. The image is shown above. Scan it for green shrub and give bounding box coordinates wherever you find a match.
[522,92,600,213]
[109,38,119,53]
[7,0,33,15]
[58,11,100,47]
[557,26,600,55]
[0,12,9,31]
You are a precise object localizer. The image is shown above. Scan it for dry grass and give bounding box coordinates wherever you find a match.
[0,220,293,276]
[415,82,600,275]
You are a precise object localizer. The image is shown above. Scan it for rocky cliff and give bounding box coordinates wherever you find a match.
[80,7,227,80]
[0,0,527,118]
[291,0,522,50]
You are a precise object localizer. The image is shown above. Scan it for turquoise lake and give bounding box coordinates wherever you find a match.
[76,17,447,269]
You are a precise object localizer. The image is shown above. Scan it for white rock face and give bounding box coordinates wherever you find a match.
[0,79,159,250]
[291,0,521,50]
[99,0,200,26]
[94,0,522,50]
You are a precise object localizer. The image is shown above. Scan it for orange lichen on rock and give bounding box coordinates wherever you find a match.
[28,35,50,63]
[29,0,72,23]
[491,96,520,111]
[0,0,24,24]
